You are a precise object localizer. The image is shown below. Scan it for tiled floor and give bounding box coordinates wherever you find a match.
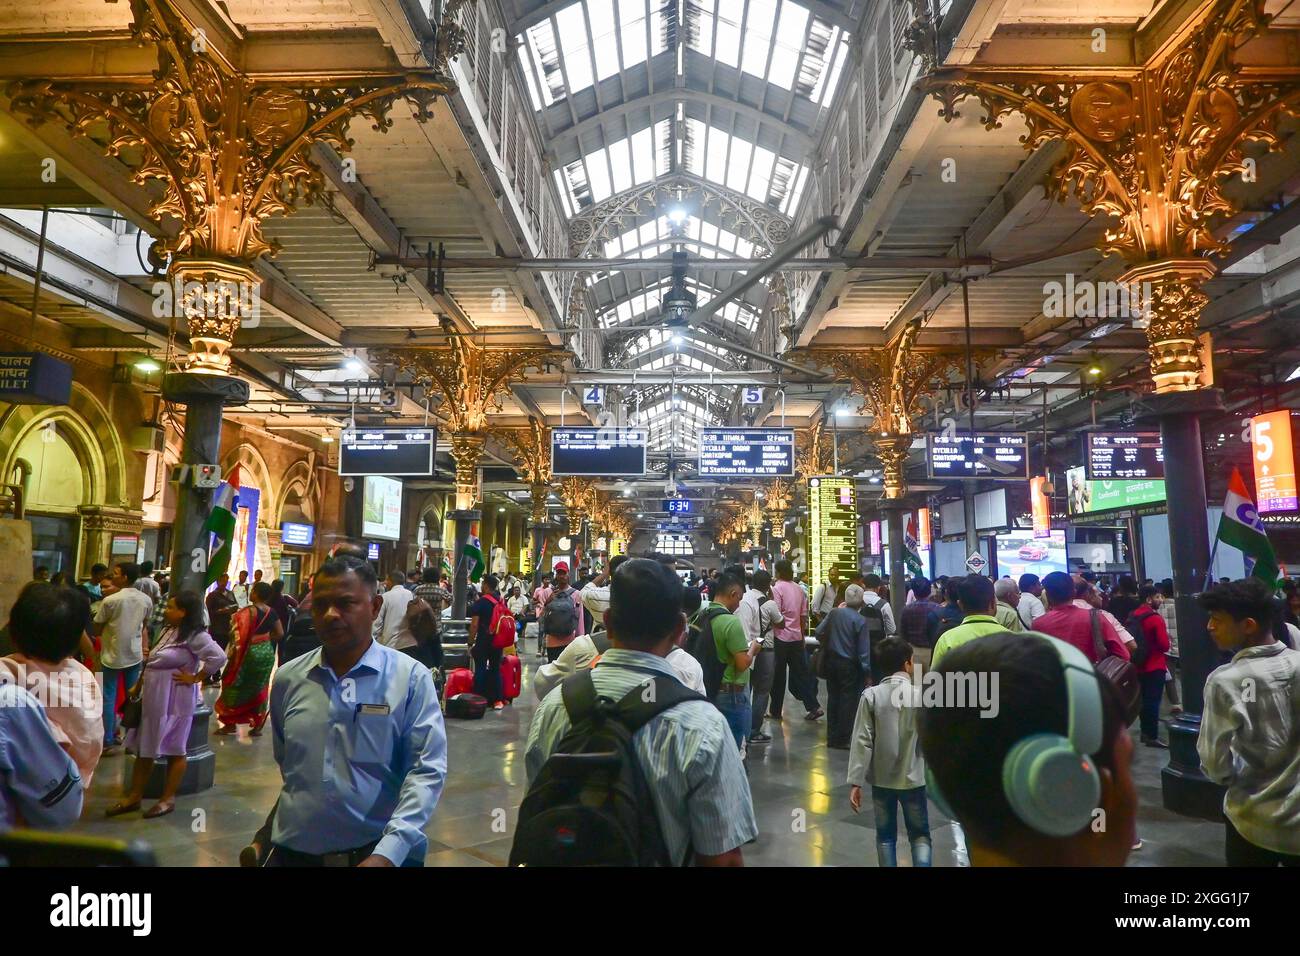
[72,654,1225,866]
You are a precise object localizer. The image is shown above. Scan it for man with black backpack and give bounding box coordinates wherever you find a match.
[516,558,757,866]
[539,562,582,663]
[689,571,760,753]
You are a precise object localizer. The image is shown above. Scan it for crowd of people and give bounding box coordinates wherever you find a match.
[2,553,1297,869]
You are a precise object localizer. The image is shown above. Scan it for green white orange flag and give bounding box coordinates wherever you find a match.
[1217,466,1279,586]
[203,464,241,587]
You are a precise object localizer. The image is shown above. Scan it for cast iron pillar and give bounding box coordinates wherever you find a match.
[164,372,250,595]
[1141,388,1227,820]
[528,521,549,588]
[880,499,908,627]
[449,508,481,630]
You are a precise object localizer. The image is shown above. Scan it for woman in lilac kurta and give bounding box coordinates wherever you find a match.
[107,590,226,819]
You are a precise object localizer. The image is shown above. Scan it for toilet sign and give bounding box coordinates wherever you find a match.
[965,551,987,574]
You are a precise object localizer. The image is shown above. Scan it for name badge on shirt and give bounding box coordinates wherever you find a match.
[357,703,390,717]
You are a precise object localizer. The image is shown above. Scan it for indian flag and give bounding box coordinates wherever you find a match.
[204,464,241,586]
[463,533,485,584]
[904,515,923,577]
[1217,467,1279,586]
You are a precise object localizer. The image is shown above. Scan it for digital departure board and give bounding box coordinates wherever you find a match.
[551,428,647,476]
[808,477,860,590]
[1086,431,1165,480]
[927,432,1030,479]
[697,428,795,477]
[664,498,692,514]
[339,428,436,476]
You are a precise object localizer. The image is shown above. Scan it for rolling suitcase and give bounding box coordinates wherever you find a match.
[445,693,488,719]
[443,667,474,701]
[501,654,522,702]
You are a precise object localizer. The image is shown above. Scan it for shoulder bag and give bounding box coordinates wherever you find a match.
[1089,609,1140,725]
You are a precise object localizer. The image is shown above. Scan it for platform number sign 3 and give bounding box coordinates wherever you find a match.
[583,385,604,407]
[742,387,763,405]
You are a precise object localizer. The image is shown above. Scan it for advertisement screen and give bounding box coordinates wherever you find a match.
[996,528,1067,577]
[1252,410,1298,513]
[1066,466,1165,515]
[362,476,403,540]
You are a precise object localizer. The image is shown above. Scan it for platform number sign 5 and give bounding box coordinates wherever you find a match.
[583,385,604,407]
[742,387,763,405]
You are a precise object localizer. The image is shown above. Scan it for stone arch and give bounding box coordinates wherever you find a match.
[221,442,276,525]
[274,458,318,526]
[0,382,130,508]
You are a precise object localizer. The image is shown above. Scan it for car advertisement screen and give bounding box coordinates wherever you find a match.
[996,529,1067,577]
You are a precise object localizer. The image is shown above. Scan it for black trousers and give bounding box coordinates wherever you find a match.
[1225,818,1300,867]
[824,655,865,748]
[1138,669,1165,739]
[473,646,503,703]
[770,639,819,718]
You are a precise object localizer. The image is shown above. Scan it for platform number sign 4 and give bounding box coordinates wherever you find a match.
[742,387,763,405]
[583,385,604,407]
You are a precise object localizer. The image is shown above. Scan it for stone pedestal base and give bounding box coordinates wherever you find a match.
[122,703,217,798]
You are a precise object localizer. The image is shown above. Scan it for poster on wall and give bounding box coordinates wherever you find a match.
[1065,466,1165,516]
[1252,410,1298,513]
[256,527,274,581]
[362,476,403,540]
[218,483,261,581]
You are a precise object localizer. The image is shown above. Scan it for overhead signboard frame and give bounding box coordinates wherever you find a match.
[697,427,796,478]
[551,427,648,477]
[1085,431,1165,481]
[339,427,437,477]
[926,431,1030,480]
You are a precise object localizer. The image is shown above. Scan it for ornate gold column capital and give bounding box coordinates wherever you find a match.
[1120,259,1216,394]
[449,431,486,511]
[874,433,915,500]
[528,482,550,524]
[167,258,262,374]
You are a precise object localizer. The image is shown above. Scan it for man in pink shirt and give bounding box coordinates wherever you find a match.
[1034,571,1132,663]
[768,559,823,722]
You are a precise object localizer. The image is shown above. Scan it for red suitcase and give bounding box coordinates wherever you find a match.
[501,654,522,702]
[443,667,474,702]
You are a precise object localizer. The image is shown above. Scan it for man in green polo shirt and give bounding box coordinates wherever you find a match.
[931,574,1008,669]
[706,571,760,753]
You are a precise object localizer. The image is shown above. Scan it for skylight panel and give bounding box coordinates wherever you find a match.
[739,0,777,78]
[713,5,741,67]
[767,1,810,89]
[631,126,655,183]
[563,159,592,208]
[689,0,716,54]
[609,137,634,194]
[780,164,809,215]
[817,33,850,107]
[523,19,564,106]
[747,145,776,201]
[705,125,729,184]
[585,149,612,202]
[588,3,621,82]
[618,0,649,69]
[725,137,753,192]
[655,119,673,176]
[807,25,843,103]
[554,170,575,217]
[519,46,546,110]
[556,5,593,94]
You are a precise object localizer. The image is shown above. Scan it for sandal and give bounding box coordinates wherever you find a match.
[143,802,175,819]
[105,800,142,818]
[215,725,238,735]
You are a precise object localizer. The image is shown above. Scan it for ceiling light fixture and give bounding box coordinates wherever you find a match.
[344,358,364,374]
[668,207,687,224]
[133,357,161,373]
[1086,361,1102,377]
[320,433,335,443]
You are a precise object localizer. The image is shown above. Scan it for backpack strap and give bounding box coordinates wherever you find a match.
[614,675,708,733]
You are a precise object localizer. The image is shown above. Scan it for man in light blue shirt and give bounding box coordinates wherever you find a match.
[0,683,84,833]
[525,558,758,865]
[268,555,446,867]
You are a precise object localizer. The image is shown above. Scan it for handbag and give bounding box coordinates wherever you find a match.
[120,689,143,730]
[1090,609,1141,725]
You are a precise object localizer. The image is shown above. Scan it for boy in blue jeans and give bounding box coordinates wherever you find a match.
[847,637,931,866]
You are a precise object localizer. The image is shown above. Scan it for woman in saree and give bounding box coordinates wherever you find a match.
[107,590,226,818]
[215,580,282,736]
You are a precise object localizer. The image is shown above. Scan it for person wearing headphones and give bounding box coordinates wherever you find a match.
[918,630,1137,866]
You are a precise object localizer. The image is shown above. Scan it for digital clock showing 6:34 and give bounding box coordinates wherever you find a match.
[664,499,692,514]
